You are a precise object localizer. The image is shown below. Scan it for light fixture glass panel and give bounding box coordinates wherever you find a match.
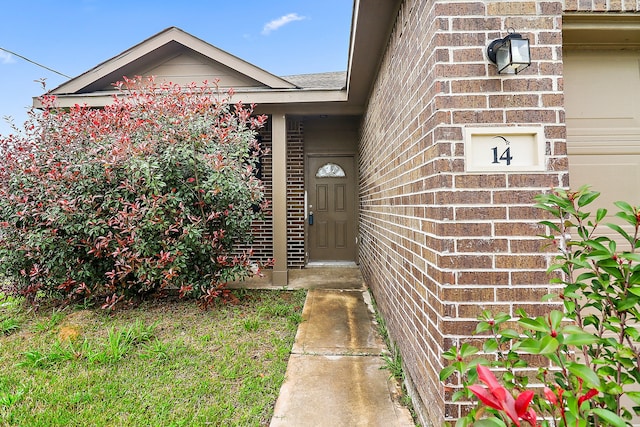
[496,37,530,75]
[496,42,511,73]
[510,38,530,65]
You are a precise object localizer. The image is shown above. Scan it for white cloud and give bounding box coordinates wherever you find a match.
[0,50,16,64]
[262,13,306,35]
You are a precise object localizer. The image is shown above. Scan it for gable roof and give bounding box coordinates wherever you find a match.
[38,1,400,115]
[50,27,297,96]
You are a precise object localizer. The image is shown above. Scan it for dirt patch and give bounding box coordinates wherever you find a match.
[58,325,81,341]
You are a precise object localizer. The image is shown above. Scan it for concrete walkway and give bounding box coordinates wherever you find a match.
[266,267,415,427]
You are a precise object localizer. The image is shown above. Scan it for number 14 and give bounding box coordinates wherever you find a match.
[491,146,512,165]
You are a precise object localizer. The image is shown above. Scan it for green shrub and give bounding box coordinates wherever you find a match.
[0,77,269,309]
[441,186,640,426]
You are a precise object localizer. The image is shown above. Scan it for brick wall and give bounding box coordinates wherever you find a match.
[243,126,273,264]
[358,0,567,423]
[243,117,306,269]
[563,0,640,11]
[286,119,306,268]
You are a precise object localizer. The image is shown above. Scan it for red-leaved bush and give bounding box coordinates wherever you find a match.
[0,77,269,309]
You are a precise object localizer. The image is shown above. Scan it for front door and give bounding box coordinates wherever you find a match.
[307,156,357,262]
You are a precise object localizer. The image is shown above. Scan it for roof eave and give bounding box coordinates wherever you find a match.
[345,0,401,106]
[33,88,348,109]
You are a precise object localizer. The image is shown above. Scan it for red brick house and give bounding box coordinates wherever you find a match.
[41,1,640,423]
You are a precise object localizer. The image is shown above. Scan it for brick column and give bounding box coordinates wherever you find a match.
[272,113,288,285]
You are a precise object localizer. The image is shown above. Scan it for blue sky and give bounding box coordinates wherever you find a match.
[0,0,353,136]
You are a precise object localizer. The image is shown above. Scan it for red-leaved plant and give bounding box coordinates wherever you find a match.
[0,77,270,309]
[441,187,640,427]
[468,364,537,426]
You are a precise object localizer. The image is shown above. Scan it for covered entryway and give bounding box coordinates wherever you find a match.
[564,19,640,236]
[307,155,357,262]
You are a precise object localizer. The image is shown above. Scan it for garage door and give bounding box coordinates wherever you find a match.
[565,48,640,240]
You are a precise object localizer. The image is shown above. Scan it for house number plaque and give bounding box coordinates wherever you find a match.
[464,126,545,172]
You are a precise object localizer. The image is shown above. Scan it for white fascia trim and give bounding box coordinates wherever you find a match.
[33,89,348,109]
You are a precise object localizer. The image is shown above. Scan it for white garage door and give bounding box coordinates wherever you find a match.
[564,29,640,420]
[565,48,640,240]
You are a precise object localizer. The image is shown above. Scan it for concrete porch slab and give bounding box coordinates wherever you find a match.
[227,266,365,290]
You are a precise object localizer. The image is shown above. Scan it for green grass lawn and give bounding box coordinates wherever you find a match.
[0,289,306,426]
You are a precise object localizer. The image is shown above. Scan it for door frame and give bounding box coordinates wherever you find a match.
[305,154,359,264]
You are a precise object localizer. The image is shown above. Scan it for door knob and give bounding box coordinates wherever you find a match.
[309,211,314,225]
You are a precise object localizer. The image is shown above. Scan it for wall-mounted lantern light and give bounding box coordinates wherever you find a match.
[487,31,531,75]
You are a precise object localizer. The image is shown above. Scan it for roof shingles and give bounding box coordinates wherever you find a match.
[281,71,347,90]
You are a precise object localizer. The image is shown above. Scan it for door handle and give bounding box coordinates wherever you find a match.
[309,211,314,225]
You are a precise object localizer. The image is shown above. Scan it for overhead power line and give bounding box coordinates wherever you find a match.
[0,46,71,79]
